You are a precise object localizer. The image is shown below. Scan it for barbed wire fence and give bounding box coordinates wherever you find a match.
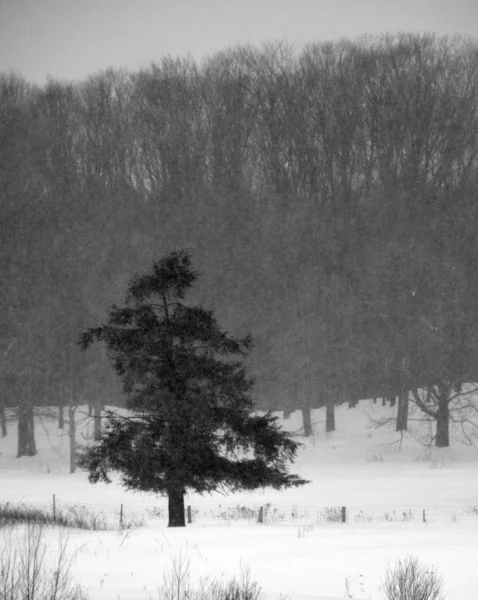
[3,497,478,528]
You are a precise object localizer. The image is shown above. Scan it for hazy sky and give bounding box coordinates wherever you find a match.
[1,0,477,84]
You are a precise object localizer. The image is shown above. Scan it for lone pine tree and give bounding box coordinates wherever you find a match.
[78,251,308,526]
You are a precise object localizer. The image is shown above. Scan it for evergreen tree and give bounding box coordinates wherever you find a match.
[78,251,308,526]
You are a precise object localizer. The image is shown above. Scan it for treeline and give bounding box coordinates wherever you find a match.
[1,33,478,455]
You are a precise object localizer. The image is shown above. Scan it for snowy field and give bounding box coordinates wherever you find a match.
[1,401,478,599]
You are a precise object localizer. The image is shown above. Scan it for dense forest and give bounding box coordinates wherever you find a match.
[1,33,478,454]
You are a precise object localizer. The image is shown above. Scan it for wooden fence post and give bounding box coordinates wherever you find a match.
[258,506,264,524]
[187,505,192,524]
[341,506,346,523]
[422,509,426,523]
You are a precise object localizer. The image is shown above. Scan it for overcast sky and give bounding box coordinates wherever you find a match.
[1,0,477,85]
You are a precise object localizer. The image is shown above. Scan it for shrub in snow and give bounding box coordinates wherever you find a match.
[0,523,88,600]
[0,501,138,531]
[383,554,444,600]
[321,506,343,523]
[158,553,263,600]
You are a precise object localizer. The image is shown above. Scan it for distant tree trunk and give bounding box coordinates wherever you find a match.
[373,398,377,404]
[93,400,102,441]
[17,406,27,457]
[88,401,93,416]
[326,400,335,432]
[436,411,449,447]
[382,397,386,406]
[0,389,6,437]
[396,389,409,431]
[301,406,313,436]
[348,397,358,408]
[26,402,36,455]
[435,387,450,447]
[58,398,64,429]
[283,406,292,419]
[17,399,36,457]
[389,395,397,407]
[69,402,76,474]
[168,486,186,527]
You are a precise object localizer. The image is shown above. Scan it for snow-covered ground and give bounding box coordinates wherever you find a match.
[1,400,478,599]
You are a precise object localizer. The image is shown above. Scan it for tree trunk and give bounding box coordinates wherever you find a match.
[93,401,102,441]
[396,389,409,431]
[58,399,64,429]
[436,411,450,447]
[388,395,396,407]
[283,406,292,419]
[301,406,313,436]
[382,397,386,406]
[0,389,6,437]
[326,401,335,432]
[69,402,76,474]
[435,388,450,447]
[26,402,36,456]
[348,397,358,409]
[167,486,186,527]
[17,399,36,457]
[17,405,28,458]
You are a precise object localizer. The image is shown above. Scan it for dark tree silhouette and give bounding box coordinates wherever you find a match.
[78,251,308,526]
